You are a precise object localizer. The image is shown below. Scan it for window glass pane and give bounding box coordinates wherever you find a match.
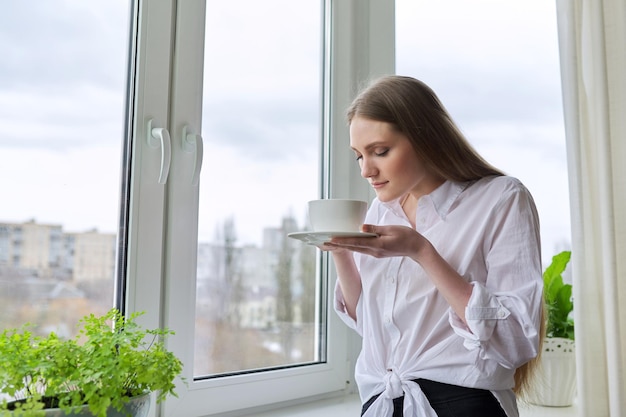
[195,0,322,377]
[395,0,571,262]
[0,2,130,336]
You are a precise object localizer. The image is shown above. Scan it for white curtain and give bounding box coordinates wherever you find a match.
[555,0,626,416]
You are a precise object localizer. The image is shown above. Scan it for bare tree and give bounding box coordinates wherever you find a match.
[210,216,243,324]
[223,217,244,326]
[206,216,247,373]
[275,216,298,360]
[297,243,317,323]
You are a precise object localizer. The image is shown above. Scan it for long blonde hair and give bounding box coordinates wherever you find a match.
[514,303,546,397]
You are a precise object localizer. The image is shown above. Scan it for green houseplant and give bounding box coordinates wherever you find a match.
[0,309,183,417]
[529,250,576,407]
[543,250,574,340]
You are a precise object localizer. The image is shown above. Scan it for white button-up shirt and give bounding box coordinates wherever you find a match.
[334,176,543,417]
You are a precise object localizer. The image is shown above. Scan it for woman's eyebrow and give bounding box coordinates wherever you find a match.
[350,141,389,152]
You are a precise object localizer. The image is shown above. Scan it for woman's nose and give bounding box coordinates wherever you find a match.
[360,158,377,178]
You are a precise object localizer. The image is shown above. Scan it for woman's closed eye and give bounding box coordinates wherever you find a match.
[354,148,390,162]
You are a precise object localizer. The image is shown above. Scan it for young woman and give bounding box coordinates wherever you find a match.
[322,75,543,417]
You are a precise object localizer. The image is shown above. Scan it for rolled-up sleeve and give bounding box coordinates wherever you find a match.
[449,281,542,368]
[449,183,543,369]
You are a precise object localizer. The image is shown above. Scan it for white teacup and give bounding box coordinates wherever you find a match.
[308,199,368,233]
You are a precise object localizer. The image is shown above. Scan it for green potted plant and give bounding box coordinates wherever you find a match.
[544,250,574,340]
[529,250,576,407]
[0,309,183,417]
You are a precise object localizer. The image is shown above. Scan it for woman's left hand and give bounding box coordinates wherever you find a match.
[328,223,473,322]
[325,224,429,261]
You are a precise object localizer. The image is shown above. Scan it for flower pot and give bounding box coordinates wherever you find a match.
[35,392,150,417]
[528,337,576,407]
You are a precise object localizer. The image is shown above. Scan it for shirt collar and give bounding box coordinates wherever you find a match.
[426,180,471,220]
[381,180,471,220]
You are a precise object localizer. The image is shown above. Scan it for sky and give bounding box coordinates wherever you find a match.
[0,1,127,232]
[0,0,571,264]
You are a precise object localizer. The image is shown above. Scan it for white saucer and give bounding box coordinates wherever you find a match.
[288,231,377,245]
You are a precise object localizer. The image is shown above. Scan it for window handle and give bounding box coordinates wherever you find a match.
[147,119,172,184]
[182,126,204,186]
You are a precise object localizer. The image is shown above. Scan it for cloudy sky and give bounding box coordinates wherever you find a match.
[0,0,570,263]
[0,1,127,233]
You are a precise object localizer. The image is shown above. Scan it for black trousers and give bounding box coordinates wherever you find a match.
[361,379,508,417]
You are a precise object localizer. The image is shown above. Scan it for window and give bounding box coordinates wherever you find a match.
[2,1,396,415]
[0,1,129,337]
[154,0,396,414]
[194,0,323,378]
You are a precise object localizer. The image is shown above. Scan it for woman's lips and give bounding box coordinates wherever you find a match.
[370,181,388,189]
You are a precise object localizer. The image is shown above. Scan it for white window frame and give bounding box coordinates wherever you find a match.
[123,0,175,326]
[121,1,177,415]
[124,0,395,416]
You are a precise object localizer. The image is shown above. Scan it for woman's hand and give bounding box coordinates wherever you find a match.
[328,223,473,323]
[324,224,431,262]
[317,241,351,254]
[322,223,473,322]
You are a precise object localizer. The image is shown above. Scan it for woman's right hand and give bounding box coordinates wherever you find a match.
[317,241,350,254]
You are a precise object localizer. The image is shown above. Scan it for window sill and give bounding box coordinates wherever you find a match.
[249,394,579,417]
[519,400,579,417]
